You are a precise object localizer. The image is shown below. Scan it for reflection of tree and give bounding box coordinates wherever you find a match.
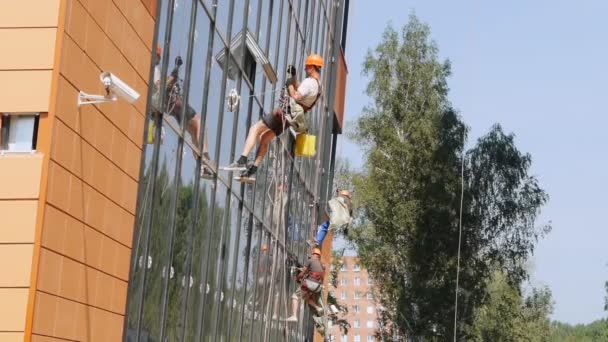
[163,181,194,341]
[140,156,174,338]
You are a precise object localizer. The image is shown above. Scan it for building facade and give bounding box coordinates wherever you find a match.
[0,0,349,341]
[330,256,379,342]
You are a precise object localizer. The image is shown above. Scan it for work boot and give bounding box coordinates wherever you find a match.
[223,156,248,171]
[200,165,214,179]
[240,165,258,179]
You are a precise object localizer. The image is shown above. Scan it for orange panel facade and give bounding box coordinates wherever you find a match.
[0,0,157,340]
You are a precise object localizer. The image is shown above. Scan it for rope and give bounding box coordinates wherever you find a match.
[453,130,466,342]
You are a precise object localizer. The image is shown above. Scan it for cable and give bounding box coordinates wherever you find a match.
[453,129,466,342]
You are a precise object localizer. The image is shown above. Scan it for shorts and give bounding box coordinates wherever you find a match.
[262,107,287,136]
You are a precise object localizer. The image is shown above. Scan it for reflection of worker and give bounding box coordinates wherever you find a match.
[286,248,325,322]
[152,45,213,179]
[223,54,324,180]
[308,190,353,248]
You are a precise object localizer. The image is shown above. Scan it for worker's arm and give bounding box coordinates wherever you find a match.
[296,266,309,282]
[287,84,303,101]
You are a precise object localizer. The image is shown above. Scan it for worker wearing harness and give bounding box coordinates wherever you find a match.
[308,190,353,248]
[223,54,324,180]
[286,248,325,322]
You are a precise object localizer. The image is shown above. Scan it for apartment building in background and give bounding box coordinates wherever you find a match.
[0,0,350,341]
[329,256,379,342]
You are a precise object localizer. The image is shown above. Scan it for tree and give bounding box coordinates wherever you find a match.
[348,14,549,340]
[470,271,553,341]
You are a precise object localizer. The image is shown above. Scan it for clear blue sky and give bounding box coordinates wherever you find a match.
[338,0,608,324]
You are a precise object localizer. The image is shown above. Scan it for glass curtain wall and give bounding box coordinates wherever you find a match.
[125,0,343,341]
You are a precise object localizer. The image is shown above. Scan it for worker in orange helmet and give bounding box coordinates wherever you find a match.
[308,189,353,248]
[223,54,324,181]
[152,44,213,178]
[286,247,325,322]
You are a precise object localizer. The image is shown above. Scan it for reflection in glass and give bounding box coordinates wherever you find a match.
[200,181,228,340]
[163,144,197,340]
[139,120,179,340]
[184,180,213,340]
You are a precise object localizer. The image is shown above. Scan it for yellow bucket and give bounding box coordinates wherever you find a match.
[146,120,155,144]
[295,134,316,157]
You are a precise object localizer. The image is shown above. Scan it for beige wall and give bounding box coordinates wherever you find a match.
[0,1,60,340]
[0,155,44,340]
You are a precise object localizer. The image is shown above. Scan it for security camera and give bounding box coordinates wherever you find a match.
[78,71,140,106]
[99,72,140,104]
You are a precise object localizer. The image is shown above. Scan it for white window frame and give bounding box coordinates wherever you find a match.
[354,277,360,286]
[354,335,361,342]
[353,320,360,328]
[354,291,361,300]
[353,264,360,272]
[341,278,348,286]
[367,306,374,314]
[366,321,374,328]
[341,291,347,300]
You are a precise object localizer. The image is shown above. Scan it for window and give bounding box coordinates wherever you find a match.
[366,321,374,328]
[1,113,39,152]
[367,278,373,286]
[367,336,374,342]
[367,306,374,314]
[354,277,360,286]
[341,278,347,286]
[353,264,360,272]
[340,263,347,272]
[353,305,360,313]
[354,291,361,300]
[341,336,348,342]
[215,29,277,83]
[353,320,360,328]
[341,291,347,300]
[354,335,361,342]
[366,292,374,300]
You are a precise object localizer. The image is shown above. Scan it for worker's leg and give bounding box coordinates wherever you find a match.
[286,291,300,322]
[186,116,200,148]
[254,130,276,166]
[315,221,330,245]
[224,120,268,170]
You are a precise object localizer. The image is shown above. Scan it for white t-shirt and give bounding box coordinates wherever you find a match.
[296,77,320,108]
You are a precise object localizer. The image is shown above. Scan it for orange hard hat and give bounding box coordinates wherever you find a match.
[312,248,321,256]
[339,190,352,199]
[305,54,324,68]
[156,44,162,57]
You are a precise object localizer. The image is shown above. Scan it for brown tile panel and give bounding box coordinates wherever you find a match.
[32,291,124,341]
[0,245,34,287]
[0,28,57,70]
[37,248,128,313]
[42,203,132,280]
[65,0,152,82]
[0,200,38,243]
[333,50,348,132]
[55,75,144,150]
[114,0,155,48]
[50,119,83,178]
[46,161,84,221]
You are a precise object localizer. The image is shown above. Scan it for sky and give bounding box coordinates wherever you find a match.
[337,0,608,324]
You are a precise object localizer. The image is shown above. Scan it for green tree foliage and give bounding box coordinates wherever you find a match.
[348,14,549,340]
[550,319,608,341]
[469,272,553,341]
